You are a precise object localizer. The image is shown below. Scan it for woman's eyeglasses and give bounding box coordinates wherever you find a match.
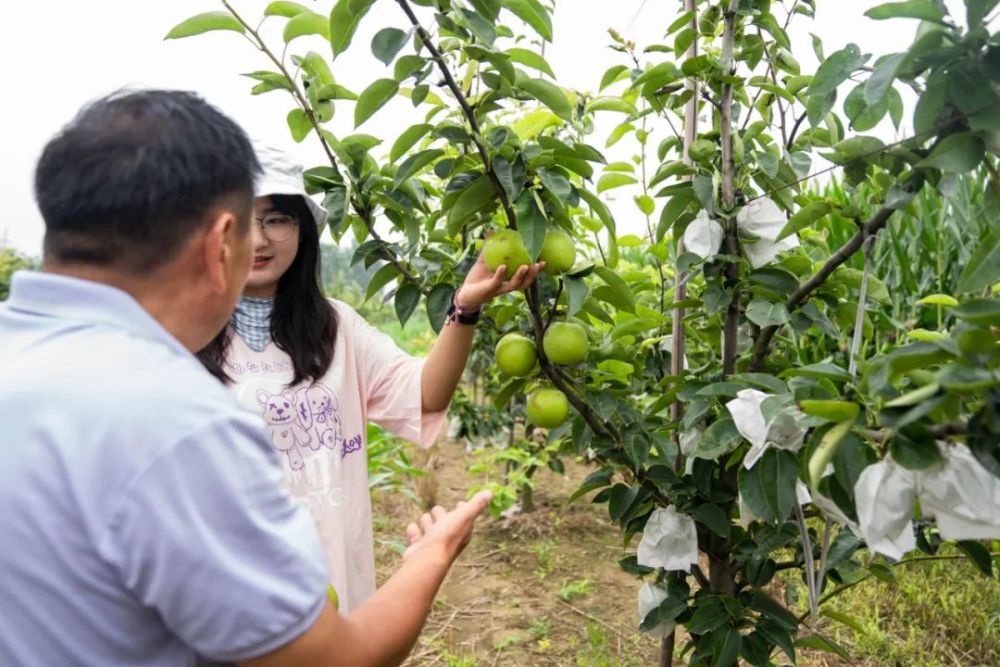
[254,213,299,242]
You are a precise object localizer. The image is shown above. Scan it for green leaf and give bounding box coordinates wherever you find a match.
[456,7,497,45]
[265,1,311,17]
[956,540,995,577]
[538,169,571,199]
[890,426,944,469]
[758,621,796,661]
[806,44,868,97]
[968,0,1000,27]
[354,78,399,127]
[778,201,833,241]
[594,266,635,313]
[394,149,443,186]
[710,626,742,667]
[426,284,453,334]
[918,132,985,172]
[447,175,497,229]
[607,483,640,522]
[950,67,1000,131]
[692,175,714,212]
[599,64,628,90]
[330,0,373,58]
[566,276,588,317]
[656,191,694,243]
[747,299,790,328]
[688,598,728,634]
[394,282,421,326]
[507,47,555,78]
[371,27,408,65]
[796,633,851,660]
[568,468,613,503]
[286,108,311,142]
[597,172,637,193]
[729,373,788,394]
[959,229,1000,294]
[390,123,433,163]
[865,0,948,23]
[937,363,998,393]
[750,591,799,632]
[954,298,1000,326]
[807,90,837,127]
[822,609,867,635]
[470,0,502,21]
[632,61,683,91]
[501,0,553,41]
[393,54,424,81]
[845,82,889,132]
[165,11,245,39]
[832,135,885,161]
[915,71,948,135]
[782,362,851,382]
[365,263,398,302]
[299,51,335,86]
[667,9,695,34]
[516,193,547,260]
[588,96,637,115]
[691,503,730,539]
[517,78,572,121]
[284,10,329,42]
[244,71,293,95]
[865,53,906,105]
[888,87,904,129]
[809,420,854,488]
[740,449,800,523]
[493,377,527,411]
[577,189,617,267]
[692,418,742,461]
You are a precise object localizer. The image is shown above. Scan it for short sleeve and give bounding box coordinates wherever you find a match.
[343,302,447,448]
[102,416,330,662]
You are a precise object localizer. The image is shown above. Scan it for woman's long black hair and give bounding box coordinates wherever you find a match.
[197,193,338,386]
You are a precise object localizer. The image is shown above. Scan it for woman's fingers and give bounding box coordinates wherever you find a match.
[498,262,545,293]
[406,522,422,545]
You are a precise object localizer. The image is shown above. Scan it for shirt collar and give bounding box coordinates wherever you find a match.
[5,271,191,358]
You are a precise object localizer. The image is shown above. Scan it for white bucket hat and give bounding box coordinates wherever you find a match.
[253,142,328,228]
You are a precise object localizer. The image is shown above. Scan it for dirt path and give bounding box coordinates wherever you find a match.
[374,438,664,666]
[372,438,997,667]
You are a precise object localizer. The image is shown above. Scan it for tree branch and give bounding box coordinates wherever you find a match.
[395,0,516,228]
[524,285,620,442]
[223,0,421,290]
[787,110,808,150]
[748,204,897,371]
[721,0,741,378]
[671,0,699,471]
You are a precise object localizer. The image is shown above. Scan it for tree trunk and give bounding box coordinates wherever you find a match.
[519,482,534,513]
[659,631,675,667]
[720,0,741,379]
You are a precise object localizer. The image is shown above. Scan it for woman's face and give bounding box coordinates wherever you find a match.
[243,195,301,298]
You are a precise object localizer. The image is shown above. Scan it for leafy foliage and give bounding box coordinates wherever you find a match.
[168,0,1000,663]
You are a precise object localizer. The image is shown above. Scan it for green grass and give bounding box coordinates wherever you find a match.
[805,550,1000,665]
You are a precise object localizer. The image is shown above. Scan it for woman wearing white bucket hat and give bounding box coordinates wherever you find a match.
[198,144,543,612]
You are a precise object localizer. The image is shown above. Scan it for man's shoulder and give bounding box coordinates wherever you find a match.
[10,322,253,438]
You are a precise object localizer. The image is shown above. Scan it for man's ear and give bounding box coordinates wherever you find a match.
[202,211,239,295]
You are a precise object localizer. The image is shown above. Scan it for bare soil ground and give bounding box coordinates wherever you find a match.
[373,437,999,667]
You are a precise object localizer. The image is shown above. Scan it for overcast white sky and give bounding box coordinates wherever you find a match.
[0,1,957,256]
